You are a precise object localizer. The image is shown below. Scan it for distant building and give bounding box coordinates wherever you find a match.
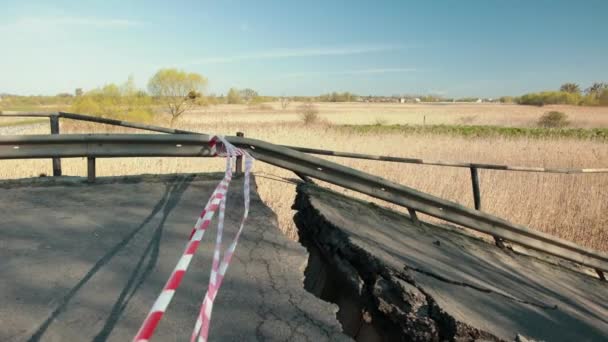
[414,98,421,103]
[399,98,405,103]
[75,88,83,97]
[476,98,482,103]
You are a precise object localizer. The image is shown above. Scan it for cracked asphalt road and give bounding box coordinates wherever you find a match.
[297,184,608,341]
[0,174,350,341]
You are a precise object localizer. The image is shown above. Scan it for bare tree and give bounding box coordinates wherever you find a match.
[560,83,581,94]
[279,95,290,110]
[585,82,607,97]
[239,88,258,103]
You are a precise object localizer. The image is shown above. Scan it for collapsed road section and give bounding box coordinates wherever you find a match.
[293,183,608,342]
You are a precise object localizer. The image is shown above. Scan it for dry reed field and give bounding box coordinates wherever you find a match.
[1,103,607,252]
[194,102,608,127]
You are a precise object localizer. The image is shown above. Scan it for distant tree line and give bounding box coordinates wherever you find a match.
[318,92,356,102]
[71,75,157,123]
[0,94,75,109]
[515,82,608,106]
[5,74,607,125]
[224,88,274,104]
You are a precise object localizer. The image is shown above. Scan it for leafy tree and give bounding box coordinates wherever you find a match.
[560,83,581,94]
[518,91,582,106]
[99,83,121,98]
[71,76,154,123]
[226,88,242,104]
[148,68,207,126]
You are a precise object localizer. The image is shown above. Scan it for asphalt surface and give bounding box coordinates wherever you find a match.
[0,174,349,341]
[297,183,608,341]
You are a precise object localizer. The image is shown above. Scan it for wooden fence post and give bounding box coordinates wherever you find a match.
[236,132,244,174]
[50,115,62,176]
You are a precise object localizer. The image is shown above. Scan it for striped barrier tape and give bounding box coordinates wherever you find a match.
[191,152,253,342]
[133,136,252,342]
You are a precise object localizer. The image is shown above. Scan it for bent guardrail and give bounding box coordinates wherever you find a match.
[3,111,607,215]
[1,132,607,276]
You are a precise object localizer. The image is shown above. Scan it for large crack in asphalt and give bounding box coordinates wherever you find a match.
[288,181,608,341]
[242,194,348,342]
[292,183,508,341]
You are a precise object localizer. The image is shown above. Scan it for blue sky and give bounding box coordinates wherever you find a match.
[1,0,607,97]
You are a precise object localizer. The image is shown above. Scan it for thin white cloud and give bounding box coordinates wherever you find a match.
[276,67,419,79]
[1,16,142,31]
[333,67,419,75]
[185,45,401,65]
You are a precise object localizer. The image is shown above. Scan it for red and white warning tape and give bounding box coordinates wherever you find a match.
[133,136,253,342]
[191,151,253,342]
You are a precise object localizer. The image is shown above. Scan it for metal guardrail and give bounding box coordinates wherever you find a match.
[6,112,607,174]
[1,112,607,277]
[231,135,608,274]
[4,111,607,215]
[0,134,215,159]
[280,145,608,174]
[275,145,608,227]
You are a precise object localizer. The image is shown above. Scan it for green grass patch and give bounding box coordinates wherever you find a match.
[0,105,69,112]
[338,124,608,141]
[1,105,46,112]
[0,118,48,128]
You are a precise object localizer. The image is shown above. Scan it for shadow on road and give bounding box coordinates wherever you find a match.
[28,175,194,342]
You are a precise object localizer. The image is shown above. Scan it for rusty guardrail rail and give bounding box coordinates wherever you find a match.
[1,132,608,276]
[1,112,607,277]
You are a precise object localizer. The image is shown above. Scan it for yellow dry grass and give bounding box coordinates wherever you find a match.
[1,103,607,252]
[191,102,608,128]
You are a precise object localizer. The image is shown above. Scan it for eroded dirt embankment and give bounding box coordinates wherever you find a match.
[292,183,608,342]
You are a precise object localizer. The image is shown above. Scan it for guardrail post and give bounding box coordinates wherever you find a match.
[470,167,481,210]
[471,167,506,247]
[407,208,420,227]
[87,157,96,183]
[236,132,244,174]
[50,114,62,176]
